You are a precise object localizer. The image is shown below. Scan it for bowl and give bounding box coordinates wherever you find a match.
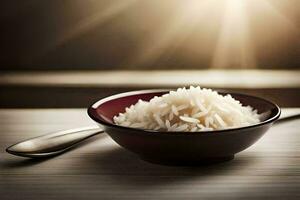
[88,89,280,165]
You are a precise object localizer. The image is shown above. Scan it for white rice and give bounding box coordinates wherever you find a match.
[113,86,260,132]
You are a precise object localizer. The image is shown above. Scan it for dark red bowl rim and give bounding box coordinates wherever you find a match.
[87,89,281,135]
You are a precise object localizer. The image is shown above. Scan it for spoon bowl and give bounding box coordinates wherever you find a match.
[88,89,280,165]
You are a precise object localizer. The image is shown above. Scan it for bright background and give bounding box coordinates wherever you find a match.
[0,0,299,71]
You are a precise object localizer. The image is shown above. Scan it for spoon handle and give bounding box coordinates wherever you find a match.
[276,109,300,123]
[6,126,104,158]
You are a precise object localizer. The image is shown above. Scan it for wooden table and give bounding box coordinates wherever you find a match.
[0,108,300,200]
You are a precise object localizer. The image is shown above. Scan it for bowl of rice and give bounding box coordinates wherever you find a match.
[88,87,280,165]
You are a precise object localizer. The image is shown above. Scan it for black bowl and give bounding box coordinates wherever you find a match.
[88,89,280,165]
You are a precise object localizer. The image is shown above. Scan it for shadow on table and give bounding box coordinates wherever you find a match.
[84,146,258,187]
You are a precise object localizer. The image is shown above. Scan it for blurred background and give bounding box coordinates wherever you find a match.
[1,2,300,198]
[0,0,299,71]
[0,0,299,108]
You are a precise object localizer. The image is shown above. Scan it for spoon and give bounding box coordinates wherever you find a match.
[6,126,104,158]
[6,112,300,158]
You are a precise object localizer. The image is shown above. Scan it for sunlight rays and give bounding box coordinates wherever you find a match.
[128,0,219,67]
[52,0,138,49]
[127,0,298,69]
[42,0,298,69]
[212,0,298,68]
[263,0,298,32]
[212,0,256,68]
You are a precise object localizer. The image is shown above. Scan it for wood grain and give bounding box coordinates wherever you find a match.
[0,109,300,200]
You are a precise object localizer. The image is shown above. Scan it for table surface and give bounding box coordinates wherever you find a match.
[0,108,300,200]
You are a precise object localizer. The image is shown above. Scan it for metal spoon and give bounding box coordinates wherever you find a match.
[6,112,300,158]
[6,126,104,158]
